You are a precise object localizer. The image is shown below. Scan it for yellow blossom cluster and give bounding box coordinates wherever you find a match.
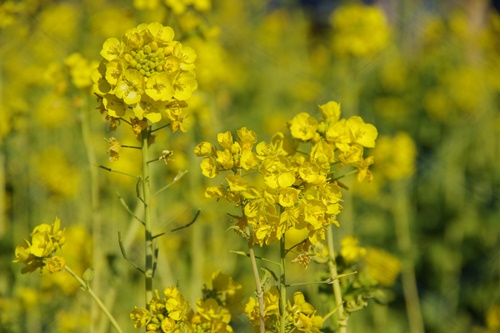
[93,22,197,131]
[195,101,377,247]
[131,272,240,333]
[340,235,401,287]
[13,217,66,274]
[330,3,390,58]
[245,288,323,332]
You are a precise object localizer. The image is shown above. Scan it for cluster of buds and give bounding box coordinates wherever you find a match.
[195,101,378,247]
[93,22,197,131]
[13,217,66,274]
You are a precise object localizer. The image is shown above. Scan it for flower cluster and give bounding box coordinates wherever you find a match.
[13,217,66,274]
[340,235,401,287]
[93,22,197,131]
[245,288,323,332]
[131,273,239,333]
[195,101,377,247]
[330,4,390,58]
[130,287,191,332]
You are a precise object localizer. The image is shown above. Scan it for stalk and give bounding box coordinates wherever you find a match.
[64,265,123,333]
[327,226,348,333]
[247,225,266,333]
[280,236,287,333]
[393,180,424,333]
[141,128,154,306]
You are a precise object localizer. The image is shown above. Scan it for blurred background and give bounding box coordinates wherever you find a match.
[1,0,499,332]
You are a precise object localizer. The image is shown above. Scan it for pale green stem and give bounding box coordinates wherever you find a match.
[142,128,154,307]
[80,94,103,331]
[280,236,287,333]
[246,226,266,333]
[64,265,123,333]
[327,226,348,333]
[393,180,424,333]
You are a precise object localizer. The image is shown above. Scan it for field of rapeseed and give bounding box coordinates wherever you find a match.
[1,1,499,332]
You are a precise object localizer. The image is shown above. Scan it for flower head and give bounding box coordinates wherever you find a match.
[13,217,66,274]
[94,22,197,130]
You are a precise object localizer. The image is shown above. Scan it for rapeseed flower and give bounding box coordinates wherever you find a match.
[94,22,197,129]
[13,217,66,274]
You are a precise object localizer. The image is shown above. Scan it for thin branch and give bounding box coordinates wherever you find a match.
[118,232,145,274]
[97,165,140,179]
[115,193,144,225]
[154,170,189,196]
[230,250,281,266]
[152,210,201,239]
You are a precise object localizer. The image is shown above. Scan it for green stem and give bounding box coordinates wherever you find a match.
[393,180,424,333]
[142,128,154,307]
[246,226,266,333]
[280,236,287,333]
[64,266,123,333]
[327,226,348,333]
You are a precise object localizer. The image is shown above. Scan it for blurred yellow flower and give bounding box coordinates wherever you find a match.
[373,132,417,180]
[330,4,390,58]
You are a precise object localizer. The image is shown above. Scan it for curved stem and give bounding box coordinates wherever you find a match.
[327,226,348,333]
[141,128,154,307]
[64,266,123,333]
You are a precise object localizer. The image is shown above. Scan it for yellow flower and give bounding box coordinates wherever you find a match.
[95,22,197,126]
[226,175,248,192]
[373,132,417,180]
[340,235,366,263]
[346,116,378,148]
[216,149,234,169]
[217,131,233,150]
[46,256,65,273]
[289,112,319,141]
[278,188,300,207]
[330,4,390,58]
[194,142,215,157]
[145,71,174,101]
[364,248,401,286]
[130,307,152,328]
[318,100,341,122]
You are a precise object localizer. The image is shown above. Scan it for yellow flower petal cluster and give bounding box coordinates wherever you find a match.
[287,292,324,332]
[373,132,417,181]
[13,217,66,274]
[196,101,377,247]
[330,4,390,58]
[340,235,401,287]
[131,276,238,333]
[93,22,197,130]
[130,287,191,332]
[245,286,281,331]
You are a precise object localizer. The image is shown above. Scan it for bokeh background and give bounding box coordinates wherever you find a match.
[1,0,499,332]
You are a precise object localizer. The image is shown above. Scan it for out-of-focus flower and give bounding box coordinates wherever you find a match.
[330,4,390,58]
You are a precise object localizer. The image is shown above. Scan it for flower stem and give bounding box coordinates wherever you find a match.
[280,236,287,333]
[64,265,123,333]
[327,226,348,333]
[247,226,266,333]
[141,128,154,307]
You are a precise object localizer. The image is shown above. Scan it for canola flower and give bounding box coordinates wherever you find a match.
[13,217,66,274]
[245,288,323,332]
[93,22,197,131]
[330,4,390,58]
[195,101,377,247]
[131,272,239,332]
